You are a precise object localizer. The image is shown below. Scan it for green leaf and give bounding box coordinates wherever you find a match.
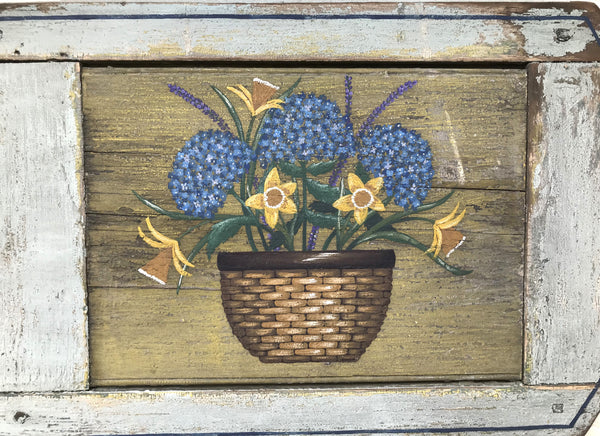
[279,77,301,100]
[133,191,235,221]
[290,208,305,236]
[305,209,340,229]
[353,161,372,183]
[307,161,337,176]
[278,161,305,178]
[350,230,472,276]
[211,85,245,141]
[267,231,286,250]
[415,190,455,213]
[309,200,337,214]
[305,178,348,204]
[205,215,257,259]
[363,211,395,232]
[176,233,211,294]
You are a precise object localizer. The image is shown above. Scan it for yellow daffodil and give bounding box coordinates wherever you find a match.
[137,217,195,284]
[425,203,467,258]
[333,173,385,225]
[227,78,284,116]
[246,168,297,229]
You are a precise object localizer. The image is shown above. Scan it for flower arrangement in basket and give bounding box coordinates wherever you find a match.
[134,75,472,363]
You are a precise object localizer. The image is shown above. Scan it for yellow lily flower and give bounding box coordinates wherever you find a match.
[245,168,297,229]
[227,78,284,116]
[333,173,385,225]
[137,217,194,284]
[425,203,467,258]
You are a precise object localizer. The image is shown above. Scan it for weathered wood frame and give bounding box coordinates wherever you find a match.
[1,2,600,434]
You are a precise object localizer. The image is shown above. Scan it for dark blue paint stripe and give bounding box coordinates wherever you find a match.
[0,12,599,47]
[94,378,600,435]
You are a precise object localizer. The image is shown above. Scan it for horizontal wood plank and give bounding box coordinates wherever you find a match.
[82,67,527,193]
[1,384,598,435]
[1,3,600,62]
[86,189,524,289]
[89,217,523,384]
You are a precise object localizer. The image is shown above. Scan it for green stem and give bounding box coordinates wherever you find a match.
[289,175,300,239]
[176,221,210,243]
[255,210,269,250]
[242,116,257,198]
[322,230,336,251]
[246,116,256,144]
[335,180,344,250]
[176,233,211,294]
[276,220,294,251]
[301,162,308,251]
[228,189,261,251]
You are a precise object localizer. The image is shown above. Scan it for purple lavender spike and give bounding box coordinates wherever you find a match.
[328,158,347,187]
[358,80,417,136]
[307,226,319,251]
[344,75,353,119]
[168,84,231,133]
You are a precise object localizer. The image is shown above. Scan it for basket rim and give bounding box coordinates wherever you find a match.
[217,249,395,271]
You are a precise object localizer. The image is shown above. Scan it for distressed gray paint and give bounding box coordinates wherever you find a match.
[526,62,600,385]
[0,384,598,435]
[0,63,87,392]
[0,3,597,61]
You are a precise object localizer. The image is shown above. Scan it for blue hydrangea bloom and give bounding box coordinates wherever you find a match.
[256,93,355,166]
[168,130,255,218]
[358,123,434,210]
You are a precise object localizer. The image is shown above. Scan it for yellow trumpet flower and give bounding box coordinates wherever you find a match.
[426,203,467,258]
[227,78,284,116]
[245,168,297,229]
[137,217,195,285]
[333,173,386,225]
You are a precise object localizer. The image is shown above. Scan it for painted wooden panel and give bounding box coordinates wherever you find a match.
[0,2,599,62]
[0,62,87,392]
[526,62,600,385]
[0,383,598,435]
[83,67,525,385]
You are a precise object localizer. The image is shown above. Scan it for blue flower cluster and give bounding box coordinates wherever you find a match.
[256,93,355,166]
[168,130,255,218]
[358,123,434,210]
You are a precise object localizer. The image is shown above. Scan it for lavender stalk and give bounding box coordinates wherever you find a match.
[168,84,231,133]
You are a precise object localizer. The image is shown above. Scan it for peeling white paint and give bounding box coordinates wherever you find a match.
[526,63,600,384]
[0,3,596,61]
[520,20,594,57]
[0,63,87,392]
[0,384,597,435]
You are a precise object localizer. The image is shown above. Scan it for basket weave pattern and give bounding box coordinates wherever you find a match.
[220,267,392,363]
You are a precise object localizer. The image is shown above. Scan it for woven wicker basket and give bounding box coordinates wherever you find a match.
[217,250,395,363]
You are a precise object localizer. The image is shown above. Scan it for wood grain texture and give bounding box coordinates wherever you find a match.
[0,63,88,392]
[83,67,526,194]
[525,62,600,385]
[0,384,598,435]
[0,2,600,62]
[83,67,524,385]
